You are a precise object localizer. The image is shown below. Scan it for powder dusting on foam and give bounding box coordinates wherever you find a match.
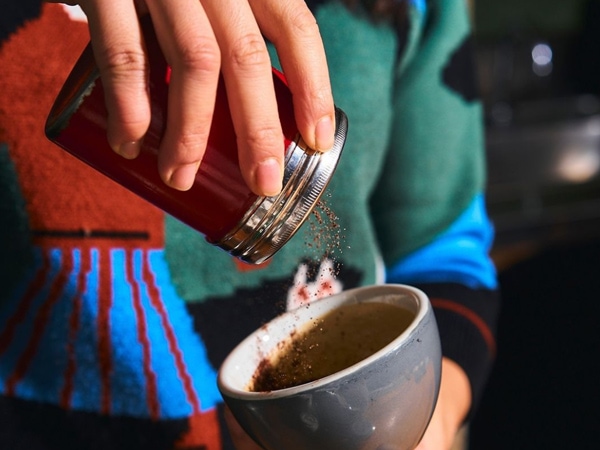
[249,302,415,392]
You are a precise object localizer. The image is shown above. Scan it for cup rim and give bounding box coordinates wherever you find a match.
[217,283,430,400]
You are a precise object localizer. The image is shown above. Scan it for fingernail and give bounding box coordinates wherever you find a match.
[116,141,141,159]
[168,162,199,191]
[315,115,335,151]
[254,158,282,196]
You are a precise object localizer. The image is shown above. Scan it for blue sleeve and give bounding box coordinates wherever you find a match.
[385,193,497,290]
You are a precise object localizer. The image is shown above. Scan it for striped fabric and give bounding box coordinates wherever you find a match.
[0,247,221,419]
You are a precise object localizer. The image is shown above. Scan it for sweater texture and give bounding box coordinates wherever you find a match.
[0,1,499,448]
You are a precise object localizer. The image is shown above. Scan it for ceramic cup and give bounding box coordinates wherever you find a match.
[218,284,442,450]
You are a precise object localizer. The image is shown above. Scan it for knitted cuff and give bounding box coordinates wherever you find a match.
[413,282,500,420]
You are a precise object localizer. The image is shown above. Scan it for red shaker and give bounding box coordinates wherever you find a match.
[45,19,347,264]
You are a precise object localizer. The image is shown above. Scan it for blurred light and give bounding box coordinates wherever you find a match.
[583,117,600,137]
[532,43,553,77]
[533,61,553,77]
[555,147,600,183]
[532,43,553,65]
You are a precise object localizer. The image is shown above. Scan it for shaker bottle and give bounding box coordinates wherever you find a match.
[45,17,347,264]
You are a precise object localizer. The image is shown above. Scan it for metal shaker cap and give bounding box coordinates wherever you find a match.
[217,108,348,264]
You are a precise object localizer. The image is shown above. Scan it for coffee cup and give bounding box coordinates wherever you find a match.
[218,284,442,450]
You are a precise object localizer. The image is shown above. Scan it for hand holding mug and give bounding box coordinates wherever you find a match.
[218,285,442,450]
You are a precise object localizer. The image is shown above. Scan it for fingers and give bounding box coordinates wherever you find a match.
[201,0,284,196]
[80,0,334,196]
[145,0,221,191]
[79,0,150,160]
[251,0,336,153]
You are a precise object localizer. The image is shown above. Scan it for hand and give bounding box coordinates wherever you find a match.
[50,0,335,195]
[415,358,472,450]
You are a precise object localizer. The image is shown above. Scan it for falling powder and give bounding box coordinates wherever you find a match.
[305,192,347,276]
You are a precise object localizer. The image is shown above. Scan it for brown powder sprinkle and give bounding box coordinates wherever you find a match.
[305,193,346,271]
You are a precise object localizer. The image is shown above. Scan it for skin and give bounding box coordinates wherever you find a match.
[226,358,471,450]
[50,0,336,196]
[415,358,471,450]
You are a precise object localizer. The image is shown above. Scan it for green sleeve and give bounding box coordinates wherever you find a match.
[370,0,486,265]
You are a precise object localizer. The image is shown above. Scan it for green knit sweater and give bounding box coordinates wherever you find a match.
[0,1,498,449]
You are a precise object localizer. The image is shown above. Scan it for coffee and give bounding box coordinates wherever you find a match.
[249,301,415,392]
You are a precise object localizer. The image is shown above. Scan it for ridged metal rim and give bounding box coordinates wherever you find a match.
[217,108,348,264]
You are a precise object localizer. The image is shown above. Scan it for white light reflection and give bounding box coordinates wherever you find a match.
[532,43,553,77]
[61,4,88,22]
[555,147,600,183]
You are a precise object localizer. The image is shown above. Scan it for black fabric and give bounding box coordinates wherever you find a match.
[415,282,500,419]
[0,395,189,450]
[442,35,481,103]
[0,143,35,296]
[0,0,42,45]
[305,0,329,10]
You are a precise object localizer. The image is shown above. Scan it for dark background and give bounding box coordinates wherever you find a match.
[469,1,600,448]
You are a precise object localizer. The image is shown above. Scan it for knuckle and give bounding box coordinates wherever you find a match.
[243,125,282,150]
[175,130,211,162]
[97,47,148,80]
[284,4,320,38]
[177,37,221,75]
[229,33,270,71]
